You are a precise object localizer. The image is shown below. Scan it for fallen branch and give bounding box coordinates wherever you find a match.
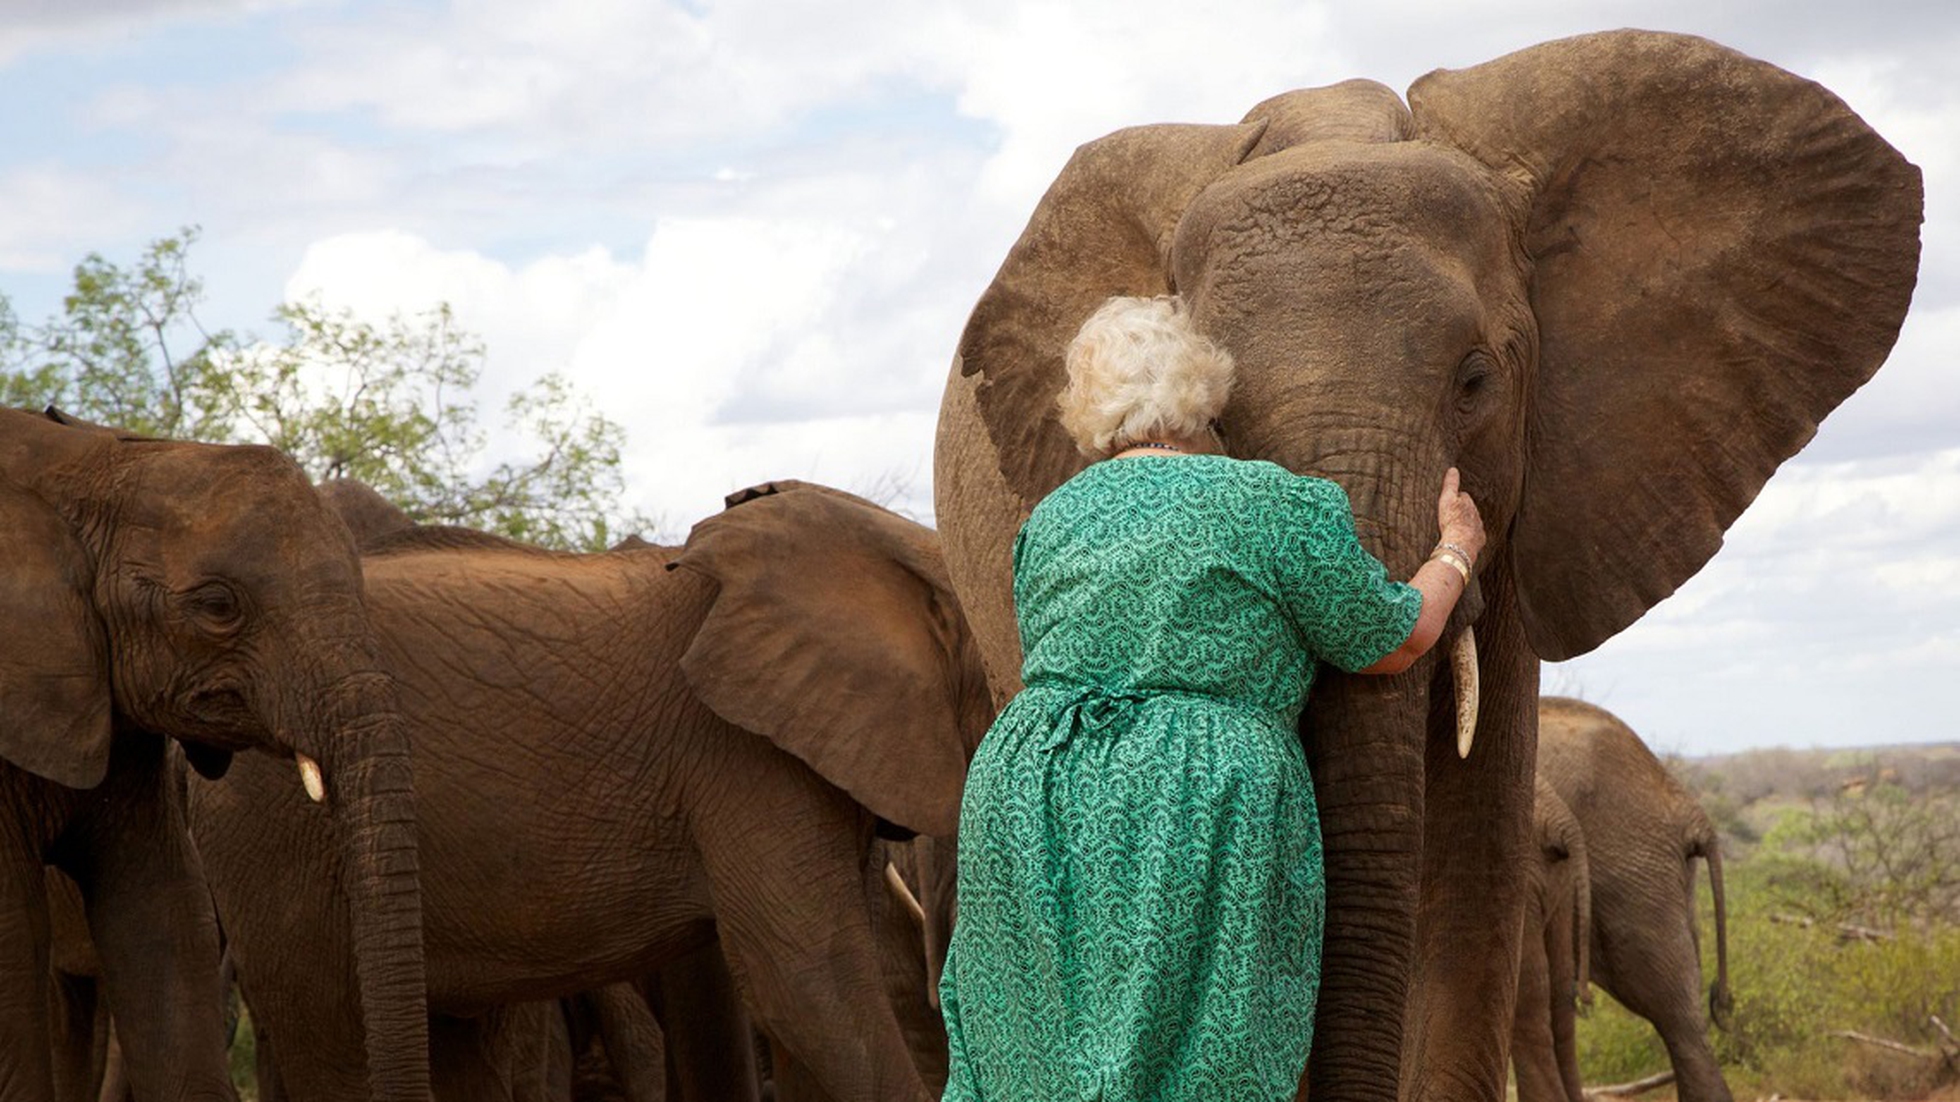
[1833,1029,1939,1060]
[1766,913,1891,942]
[1932,1013,1958,1053]
[1836,922,1893,943]
[1584,1070,1675,1098]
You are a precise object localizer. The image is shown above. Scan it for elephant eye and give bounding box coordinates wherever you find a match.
[1454,351,1495,412]
[184,582,244,631]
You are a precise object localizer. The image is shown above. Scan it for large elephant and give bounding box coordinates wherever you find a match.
[0,407,429,1101]
[188,480,990,1101]
[1511,779,1591,1102]
[932,30,1920,1102]
[1537,696,1734,1102]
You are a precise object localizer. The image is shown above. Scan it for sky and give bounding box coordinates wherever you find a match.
[0,0,1953,757]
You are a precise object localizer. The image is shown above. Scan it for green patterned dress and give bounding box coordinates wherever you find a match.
[939,454,1422,1102]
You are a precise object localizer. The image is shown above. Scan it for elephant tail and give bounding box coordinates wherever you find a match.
[1565,812,1594,1014]
[1697,829,1734,1031]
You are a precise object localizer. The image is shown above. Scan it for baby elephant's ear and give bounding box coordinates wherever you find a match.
[0,481,112,789]
[672,482,987,838]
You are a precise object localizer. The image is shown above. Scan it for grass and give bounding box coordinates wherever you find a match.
[1573,861,1960,1100]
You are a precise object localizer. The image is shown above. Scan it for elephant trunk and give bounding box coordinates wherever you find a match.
[312,667,430,1102]
[1305,671,1430,1102]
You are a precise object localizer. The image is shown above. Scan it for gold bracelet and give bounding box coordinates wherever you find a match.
[1430,550,1470,584]
[1435,541,1474,568]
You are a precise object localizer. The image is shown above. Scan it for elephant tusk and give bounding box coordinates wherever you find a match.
[296,753,327,805]
[1452,629,1480,760]
[885,862,927,927]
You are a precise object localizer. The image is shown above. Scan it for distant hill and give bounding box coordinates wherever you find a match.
[1675,742,1960,803]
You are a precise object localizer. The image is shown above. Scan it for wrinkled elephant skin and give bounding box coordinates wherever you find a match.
[1511,778,1590,1102]
[192,481,989,1102]
[0,407,428,1102]
[932,30,1919,1102]
[1537,698,1734,1102]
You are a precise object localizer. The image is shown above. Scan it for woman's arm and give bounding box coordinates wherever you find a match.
[1358,467,1486,676]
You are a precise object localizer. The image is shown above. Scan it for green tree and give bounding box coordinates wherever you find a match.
[1759,776,1960,930]
[2,228,649,550]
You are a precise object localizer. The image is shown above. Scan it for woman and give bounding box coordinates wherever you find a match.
[939,294,1486,1101]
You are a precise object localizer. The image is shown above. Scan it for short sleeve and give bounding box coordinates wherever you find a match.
[1270,475,1423,673]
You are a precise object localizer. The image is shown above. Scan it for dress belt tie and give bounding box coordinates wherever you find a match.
[1024,682,1276,753]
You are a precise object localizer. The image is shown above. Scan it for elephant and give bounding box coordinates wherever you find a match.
[315,477,415,546]
[1510,779,1591,1102]
[0,407,430,1102]
[187,479,991,1101]
[642,946,761,1101]
[931,29,1920,1102]
[1537,696,1734,1102]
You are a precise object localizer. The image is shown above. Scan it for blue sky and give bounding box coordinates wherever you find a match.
[1,0,1955,755]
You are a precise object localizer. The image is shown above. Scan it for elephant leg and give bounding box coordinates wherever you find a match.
[866,843,948,1094]
[586,984,666,1102]
[648,946,756,1102]
[48,970,98,1102]
[765,1039,839,1102]
[45,868,101,1102]
[508,1000,575,1102]
[252,1020,286,1102]
[58,738,234,1101]
[1508,899,1564,1102]
[1542,886,1584,1102]
[1601,934,1731,1102]
[689,753,927,1102]
[542,1004,572,1102]
[431,1010,520,1102]
[2,789,60,1100]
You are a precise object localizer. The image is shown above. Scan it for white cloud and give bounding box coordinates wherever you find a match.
[0,0,300,49]
[0,0,292,28]
[276,214,941,525]
[3,0,1955,753]
[1552,447,1960,749]
[0,164,147,268]
[1804,303,1960,463]
[945,1,1344,205]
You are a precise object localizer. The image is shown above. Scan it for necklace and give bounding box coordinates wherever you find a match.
[1129,441,1182,453]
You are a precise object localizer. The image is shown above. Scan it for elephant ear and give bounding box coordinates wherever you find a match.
[1410,30,1923,659]
[672,481,991,838]
[957,119,1268,505]
[0,478,113,789]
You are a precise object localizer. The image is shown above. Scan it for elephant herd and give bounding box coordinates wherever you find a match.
[0,26,1923,1102]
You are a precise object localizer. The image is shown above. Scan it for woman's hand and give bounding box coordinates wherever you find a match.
[1436,467,1486,565]
[1358,467,1489,675]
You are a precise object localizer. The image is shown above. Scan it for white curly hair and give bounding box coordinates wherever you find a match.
[1056,294,1234,458]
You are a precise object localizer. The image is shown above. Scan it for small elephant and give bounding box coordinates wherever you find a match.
[932,30,1918,1099]
[0,407,430,1102]
[1537,697,1733,1102]
[1511,779,1591,1102]
[190,480,991,1101]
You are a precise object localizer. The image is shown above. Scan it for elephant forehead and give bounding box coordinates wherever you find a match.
[1180,140,1516,255]
[124,443,355,582]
